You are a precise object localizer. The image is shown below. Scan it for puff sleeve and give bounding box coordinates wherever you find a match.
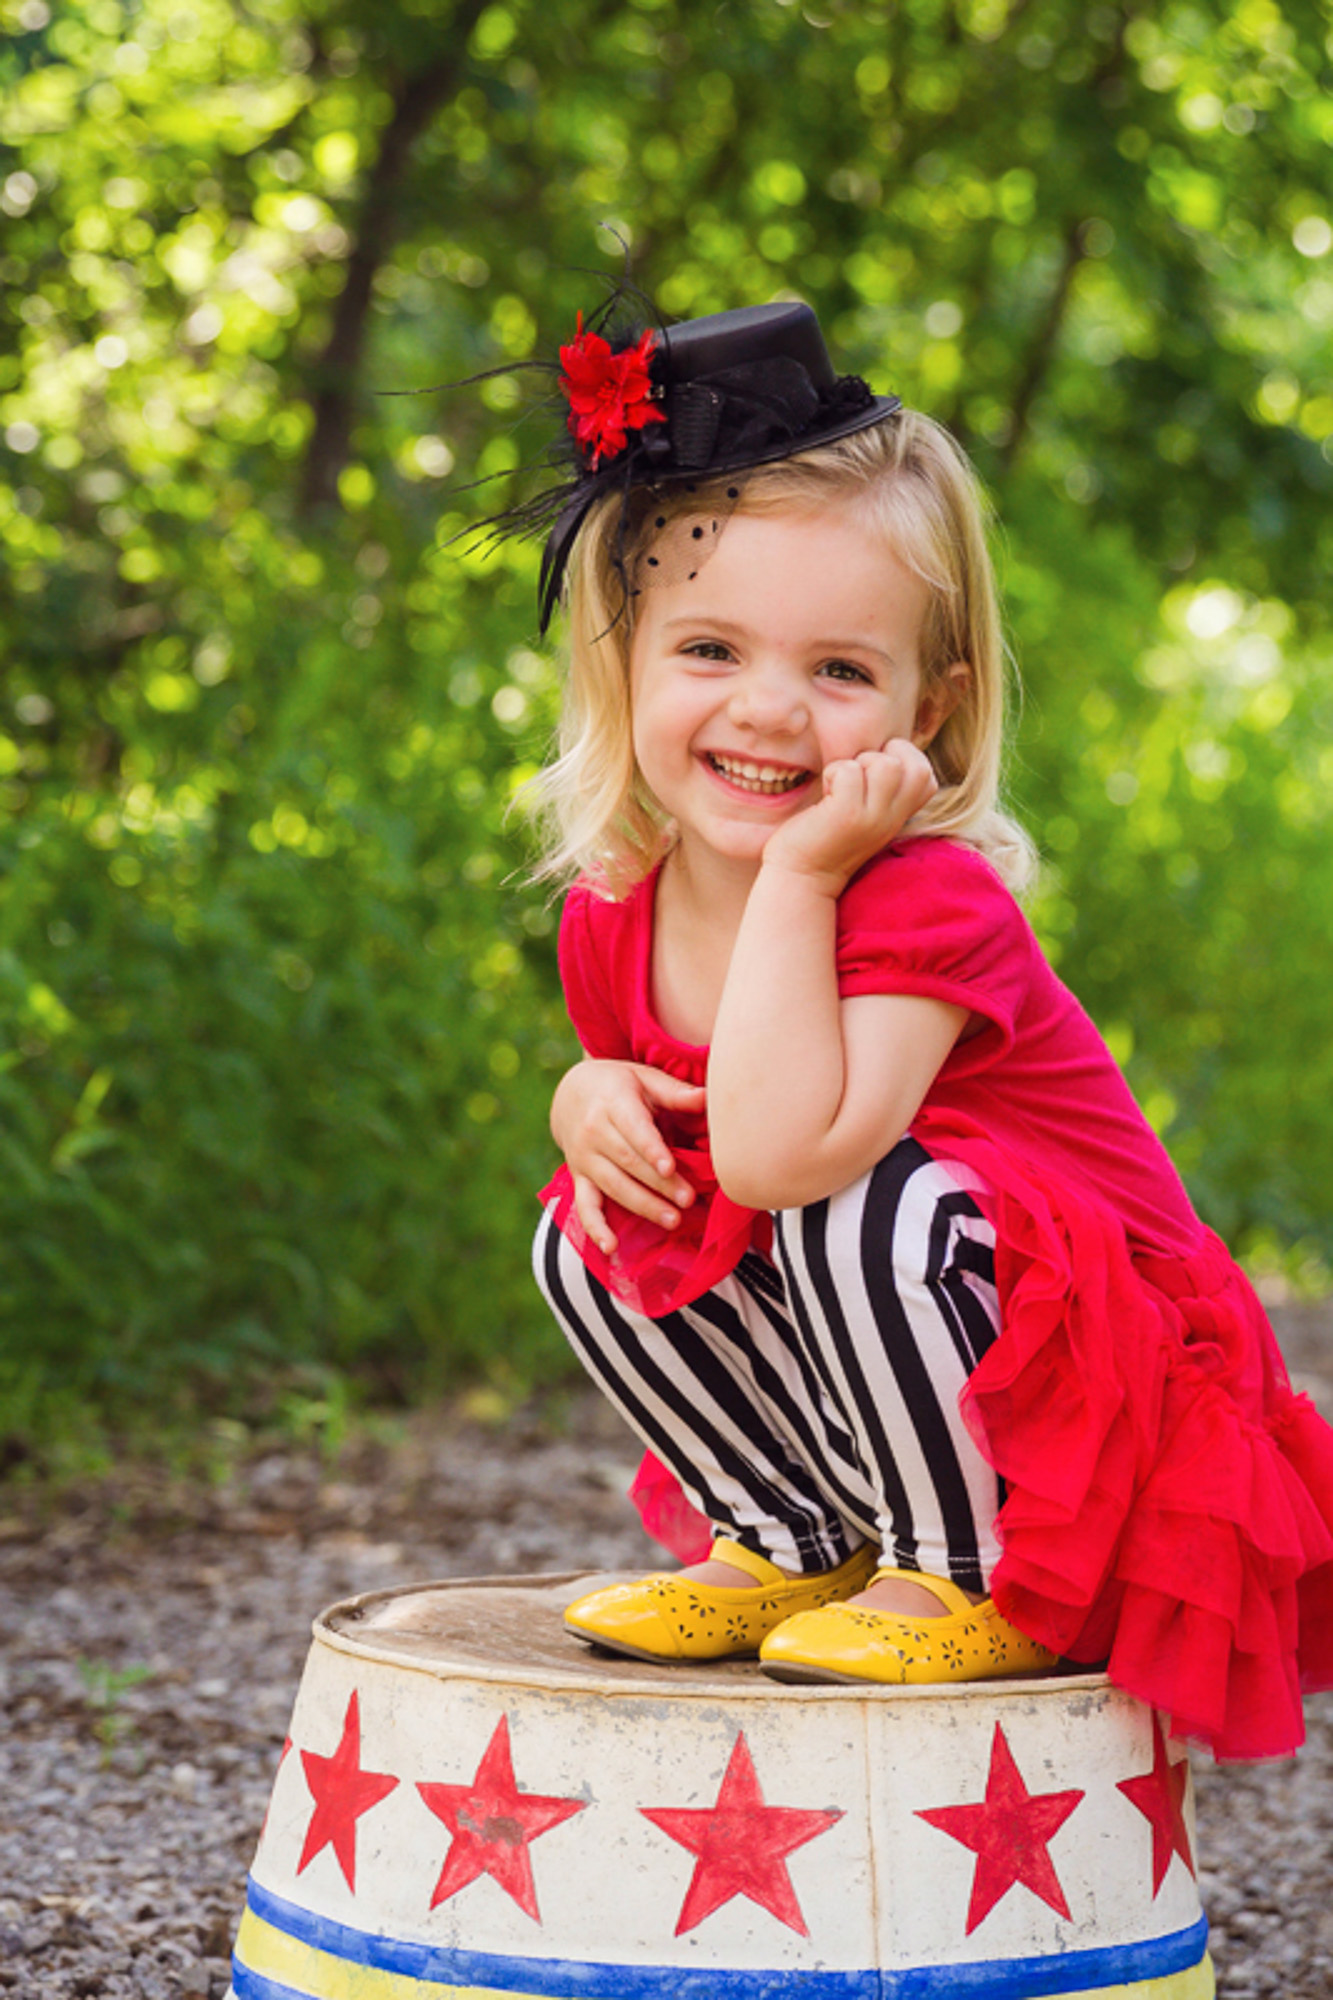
[835,838,1034,1067]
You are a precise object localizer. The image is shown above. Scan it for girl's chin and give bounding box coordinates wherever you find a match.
[685,816,804,866]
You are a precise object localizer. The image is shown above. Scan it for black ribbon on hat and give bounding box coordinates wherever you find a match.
[637,357,875,475]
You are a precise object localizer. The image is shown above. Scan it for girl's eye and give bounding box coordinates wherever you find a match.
[819,659,873,684]
[683,640,732,661]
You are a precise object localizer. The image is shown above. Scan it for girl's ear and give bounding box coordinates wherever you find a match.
[912,660,971,748]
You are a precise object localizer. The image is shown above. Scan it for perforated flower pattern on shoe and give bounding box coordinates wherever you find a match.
[758,1573,1060,1687]
[563,1541,878,1664]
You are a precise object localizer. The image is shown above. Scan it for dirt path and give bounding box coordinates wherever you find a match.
[8,1300,1333,1998]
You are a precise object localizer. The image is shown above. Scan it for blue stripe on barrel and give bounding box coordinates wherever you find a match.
[239,1873,1210,2000]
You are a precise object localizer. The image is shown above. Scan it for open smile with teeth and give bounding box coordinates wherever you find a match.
[706,752,812,796]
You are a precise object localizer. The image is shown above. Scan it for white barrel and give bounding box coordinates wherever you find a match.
[230,1572,1214,2000]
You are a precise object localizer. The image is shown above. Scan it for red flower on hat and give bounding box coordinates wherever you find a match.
[559,315,665,469]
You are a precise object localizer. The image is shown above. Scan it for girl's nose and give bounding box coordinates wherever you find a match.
[729,665,809,734]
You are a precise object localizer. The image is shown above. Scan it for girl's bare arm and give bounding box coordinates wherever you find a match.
[707,744,965,1211]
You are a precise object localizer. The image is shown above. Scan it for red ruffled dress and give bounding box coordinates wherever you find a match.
[540,837,1333,1760]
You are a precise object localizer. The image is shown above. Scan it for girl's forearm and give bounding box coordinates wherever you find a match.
[707,861,848,1205]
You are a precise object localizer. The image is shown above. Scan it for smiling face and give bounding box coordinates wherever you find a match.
[628,503,952,878]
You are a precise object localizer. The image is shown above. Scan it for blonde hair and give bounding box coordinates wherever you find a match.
[524,410,1036,897]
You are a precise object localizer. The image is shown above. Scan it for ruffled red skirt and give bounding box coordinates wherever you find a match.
[626,1116,1333,1763]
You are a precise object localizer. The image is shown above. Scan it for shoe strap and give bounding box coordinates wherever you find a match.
[870,1566,979,1616]
[709,1537,789,1586]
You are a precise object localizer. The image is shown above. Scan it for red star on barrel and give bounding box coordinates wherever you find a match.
[641,1730,843,1937]
[297,1691,399,1892]
[1117,1712,1195,1896]
[916,1722,1084,1934]
[417,1714,586,1923]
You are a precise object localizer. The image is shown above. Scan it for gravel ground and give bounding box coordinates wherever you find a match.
[8,1299,1333,1999]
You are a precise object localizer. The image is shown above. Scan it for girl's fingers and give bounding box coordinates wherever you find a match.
[571,1175,617,1256]
[861,745,935,818]
[864,758,917,815]
[558,1063,698,1240]
[872,740,936,788]
[638,1069,708,1110]
[604,1116,693,1205]
[823,757,861,796]
[583,1159,688,1231]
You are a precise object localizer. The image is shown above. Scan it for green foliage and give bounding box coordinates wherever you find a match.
[0,0,1330,1440]
[78,1656,155,1767]
[0,531,576,1429]
[1006,489,1333,1252]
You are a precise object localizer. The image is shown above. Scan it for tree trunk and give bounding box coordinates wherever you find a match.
[997,10,1132,473]
[298,4,490,517]
[998,217,1086,475]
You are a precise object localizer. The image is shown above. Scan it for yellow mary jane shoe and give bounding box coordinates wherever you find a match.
[563,1538,878,1664]
[759,1566,1059,1685]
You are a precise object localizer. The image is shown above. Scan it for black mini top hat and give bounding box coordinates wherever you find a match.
[533,299,901,631]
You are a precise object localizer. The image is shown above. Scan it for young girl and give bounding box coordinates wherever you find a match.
[520,298,1333,1762]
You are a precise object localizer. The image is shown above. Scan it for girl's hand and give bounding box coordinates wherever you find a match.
[762,740,938,895]
[551,1059,707,1257]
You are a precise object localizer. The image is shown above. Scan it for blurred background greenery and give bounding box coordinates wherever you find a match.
[1,0,1330,1454]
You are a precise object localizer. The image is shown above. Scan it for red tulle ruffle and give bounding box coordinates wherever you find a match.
[540,1157,769,1320]
[622,1114,1333,1762]
[948,1121,1333,1762]
[629,1451,713,1566]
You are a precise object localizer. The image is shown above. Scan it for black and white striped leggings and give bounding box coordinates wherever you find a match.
[534,1136,1004,1592]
